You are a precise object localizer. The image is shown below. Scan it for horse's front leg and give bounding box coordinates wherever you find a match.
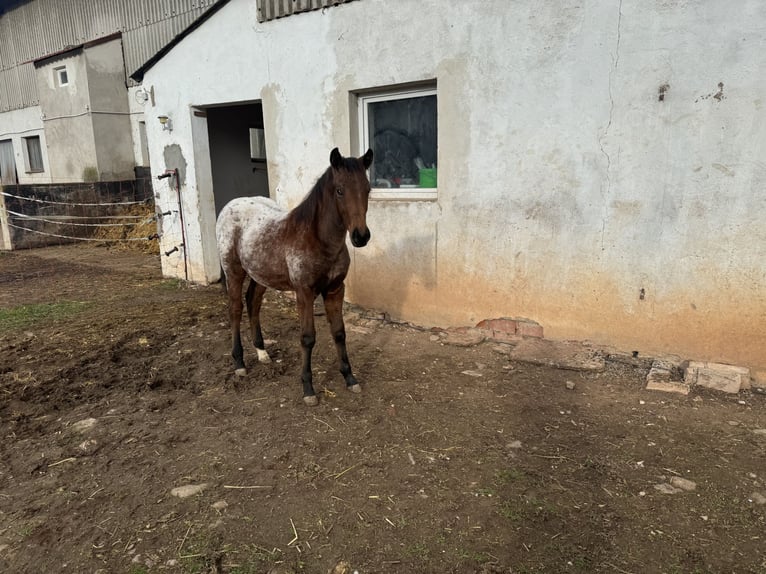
[296,288,318,406]
[323,282,361,394]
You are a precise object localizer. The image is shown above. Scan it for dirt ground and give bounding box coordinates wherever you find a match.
[1,245,764,574]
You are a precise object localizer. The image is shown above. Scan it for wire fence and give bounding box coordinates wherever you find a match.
[1,178,161,253]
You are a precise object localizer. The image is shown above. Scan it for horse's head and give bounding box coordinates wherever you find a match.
[329,147,374,248]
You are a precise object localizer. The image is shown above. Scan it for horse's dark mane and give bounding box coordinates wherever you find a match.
[288,157,363,229]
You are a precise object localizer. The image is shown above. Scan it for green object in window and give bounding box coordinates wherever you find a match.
[419,168,437,188]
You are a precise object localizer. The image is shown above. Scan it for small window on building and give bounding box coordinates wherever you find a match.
[23,136,44,173]
[358,84,437,199]
[249,128,267,161]
[54,65,69,86]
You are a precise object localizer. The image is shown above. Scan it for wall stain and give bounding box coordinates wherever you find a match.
[658,83,669,102]
[696,82,726,103]
[711,163,735,177]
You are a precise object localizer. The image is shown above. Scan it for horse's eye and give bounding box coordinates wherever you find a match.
[336,187,344,196]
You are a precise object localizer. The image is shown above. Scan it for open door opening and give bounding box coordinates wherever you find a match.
[206,102,269,215]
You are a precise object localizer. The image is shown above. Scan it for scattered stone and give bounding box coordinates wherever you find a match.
[170,483,208,498]
[348,325,371,335]
[685,361,750,394]
[727,421,740,426]
[506,440,523,449]
[654,483,682,495]
[461,370,483,377]
[211,500,228,511]
[753,429,766,436]
[78,439,98,453]
[166,559,178,567]
[71,418,98,433]
[492,344,512,354]
[565,381,576,390]
[443,327,485,347]
[646,357,690,395]
[329,560,353,574]
[750,492,766,505]
[429,334,441,342]
[509,338,605,371]
[669,476,697,491]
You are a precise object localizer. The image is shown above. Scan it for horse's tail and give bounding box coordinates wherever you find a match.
[219,266,227,293]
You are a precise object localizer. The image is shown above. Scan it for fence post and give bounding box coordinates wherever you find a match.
[0,186,12,250]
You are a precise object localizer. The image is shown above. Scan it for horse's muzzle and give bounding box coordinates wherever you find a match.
[351,227,371,248]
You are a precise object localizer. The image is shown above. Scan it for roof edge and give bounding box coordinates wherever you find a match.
[129,0,231,82]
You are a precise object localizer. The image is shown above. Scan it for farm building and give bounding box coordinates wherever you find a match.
[4,0,766,383]
[133,0,766,381]
[0,0,220,248]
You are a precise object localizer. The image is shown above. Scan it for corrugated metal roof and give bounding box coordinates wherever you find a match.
[256,0,358,23]
[0,0,220,112]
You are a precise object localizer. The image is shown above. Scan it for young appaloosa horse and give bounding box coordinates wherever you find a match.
[216,147,373,405]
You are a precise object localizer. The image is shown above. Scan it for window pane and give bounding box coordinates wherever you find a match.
[25,136,43,172]
[367,94,437,188]
[55,66,68,86]
[249,128,266,160]
[0,139,17,184]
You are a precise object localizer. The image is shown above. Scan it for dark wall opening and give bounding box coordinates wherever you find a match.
[206,102,269,215]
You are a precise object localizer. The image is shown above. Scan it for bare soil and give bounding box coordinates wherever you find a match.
[0,245,764,574]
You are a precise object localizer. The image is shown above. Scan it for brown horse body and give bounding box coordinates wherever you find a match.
[216,148,373,405]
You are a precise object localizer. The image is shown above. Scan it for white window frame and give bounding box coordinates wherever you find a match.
[358,86,437,201]
[54,65,69,87]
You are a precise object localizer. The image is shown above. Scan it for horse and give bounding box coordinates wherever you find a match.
[216,147,374,405]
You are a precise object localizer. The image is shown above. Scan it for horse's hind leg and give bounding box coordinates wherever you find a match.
[323,282,361,394]
[245,279,270,363]
[224,266,247,376]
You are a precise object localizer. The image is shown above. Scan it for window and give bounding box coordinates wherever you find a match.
[249,128,267,161]
[54,65,68,86]
[358,85,437,199]
[0,139,17,185]
[23,136,44,173]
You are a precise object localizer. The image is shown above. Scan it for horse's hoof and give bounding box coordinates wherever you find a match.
[348,384,362,394]
[256,349,271,364]
[303,395,319,406]
[234,368,247,377]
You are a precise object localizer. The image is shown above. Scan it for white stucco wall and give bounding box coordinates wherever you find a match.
[142,0,766,375]
[0,106,51,184]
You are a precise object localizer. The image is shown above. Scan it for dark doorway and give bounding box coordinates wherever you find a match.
[206,102,269,215]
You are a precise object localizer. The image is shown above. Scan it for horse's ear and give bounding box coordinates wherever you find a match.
[361,148,373,169]
[330,147,343,169]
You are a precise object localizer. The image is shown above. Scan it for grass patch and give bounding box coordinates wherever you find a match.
[0,301,88,330]
[159,278,186,290]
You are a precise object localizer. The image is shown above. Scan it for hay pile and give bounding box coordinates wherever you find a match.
[90,203,159,254]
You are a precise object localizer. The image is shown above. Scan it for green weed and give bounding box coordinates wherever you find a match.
[0,301,88,330]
